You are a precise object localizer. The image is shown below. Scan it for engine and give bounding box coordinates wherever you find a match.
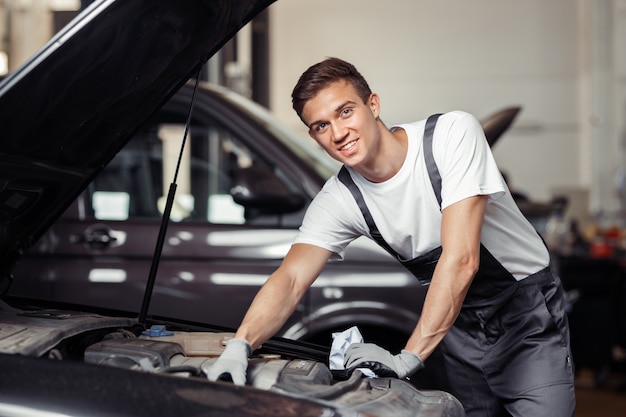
[83,329,333,390]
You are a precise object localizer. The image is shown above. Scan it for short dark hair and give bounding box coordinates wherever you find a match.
[291,57,372,124]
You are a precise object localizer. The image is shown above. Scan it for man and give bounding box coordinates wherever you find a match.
[208,57,576,417]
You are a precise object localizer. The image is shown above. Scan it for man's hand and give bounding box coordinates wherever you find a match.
[207,338,252,385]
[344,343,423,379]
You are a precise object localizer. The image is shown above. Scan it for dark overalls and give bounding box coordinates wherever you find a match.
[338,114,576,417]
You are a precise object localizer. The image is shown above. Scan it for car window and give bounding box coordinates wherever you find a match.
[86,120,284,225]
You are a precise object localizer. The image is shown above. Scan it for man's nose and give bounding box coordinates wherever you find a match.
[331,121,348,142]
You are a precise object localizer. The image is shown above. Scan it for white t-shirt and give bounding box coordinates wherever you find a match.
[294,111,549,281]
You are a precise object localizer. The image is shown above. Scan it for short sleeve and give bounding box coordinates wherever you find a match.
[434,111,506,210]
[293,178,365,260]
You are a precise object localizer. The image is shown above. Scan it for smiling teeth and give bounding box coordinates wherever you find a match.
[341,141,356,151]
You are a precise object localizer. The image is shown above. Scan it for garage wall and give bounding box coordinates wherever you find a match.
[268,0,623,219]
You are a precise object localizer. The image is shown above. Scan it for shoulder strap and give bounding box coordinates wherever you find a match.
[337,166,398,258]
[337,113,443,258]
[423,113,443,209]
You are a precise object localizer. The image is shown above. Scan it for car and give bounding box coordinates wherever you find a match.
[0,1,465,416]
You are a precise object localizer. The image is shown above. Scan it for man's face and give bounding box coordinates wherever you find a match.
[302,80,380,167]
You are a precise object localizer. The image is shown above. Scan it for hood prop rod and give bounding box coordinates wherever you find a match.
[138,64,203,325]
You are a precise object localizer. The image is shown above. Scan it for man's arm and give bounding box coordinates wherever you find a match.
[404,194,487,360]
[234,243,332,349]
[207,243,331,384]
[342,195,488,379]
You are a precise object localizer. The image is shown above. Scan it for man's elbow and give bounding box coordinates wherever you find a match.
[466,255,480,277]
[445,252,480,282]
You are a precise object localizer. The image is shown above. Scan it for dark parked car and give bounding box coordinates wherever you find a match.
[0,0,465,416]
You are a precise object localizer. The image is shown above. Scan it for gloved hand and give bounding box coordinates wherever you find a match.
[344,343,423,379]
[207,338,252,386]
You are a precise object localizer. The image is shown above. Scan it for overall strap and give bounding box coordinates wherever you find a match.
[337,113,443,258]
[338,166,398,258]
[423,113,443,209]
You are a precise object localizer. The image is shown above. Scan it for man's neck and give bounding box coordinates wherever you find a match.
[356,124,408,183]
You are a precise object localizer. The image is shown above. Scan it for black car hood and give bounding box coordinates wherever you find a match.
[0,0,275,287]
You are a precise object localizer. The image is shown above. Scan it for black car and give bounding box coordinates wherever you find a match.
[0,1,464,416]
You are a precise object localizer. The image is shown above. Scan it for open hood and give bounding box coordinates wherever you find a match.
[0,0,275,284]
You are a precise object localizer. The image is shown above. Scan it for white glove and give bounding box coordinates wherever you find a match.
[207,338,252,386]
[344,343,423,379]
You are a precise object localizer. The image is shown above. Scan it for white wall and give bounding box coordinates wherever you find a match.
[268,0,624,220]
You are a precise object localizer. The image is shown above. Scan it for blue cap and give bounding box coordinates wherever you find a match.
[141,324,175,337]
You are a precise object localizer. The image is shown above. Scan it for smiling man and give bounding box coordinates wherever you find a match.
[208,57,576,417]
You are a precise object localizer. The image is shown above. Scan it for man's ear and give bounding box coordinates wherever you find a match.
[369,93,381,117]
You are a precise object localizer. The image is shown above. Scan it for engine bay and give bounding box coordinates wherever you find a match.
[84,328,335,391]
[0,300,464,417]
[1,300,331,389]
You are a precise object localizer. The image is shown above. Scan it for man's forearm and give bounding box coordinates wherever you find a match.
[404,256,476,360]
[233,244,330,349]
[405,195,486,359]
[234,272,304,349]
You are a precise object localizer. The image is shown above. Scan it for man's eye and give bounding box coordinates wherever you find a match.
[341,108,352,117]
[317,123,328,131]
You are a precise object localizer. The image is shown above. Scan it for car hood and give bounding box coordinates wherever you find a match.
[0,0,275,287]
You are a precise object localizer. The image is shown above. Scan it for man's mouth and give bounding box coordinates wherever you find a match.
[339,140,357,152]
